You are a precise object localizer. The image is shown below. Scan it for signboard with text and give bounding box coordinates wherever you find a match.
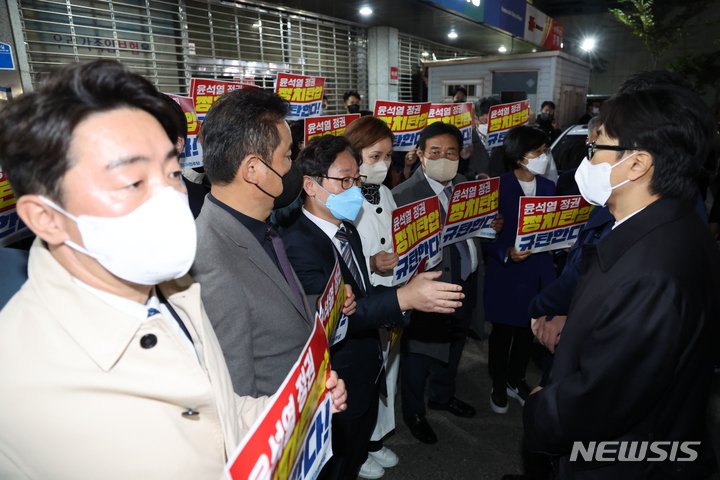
[486,100,530,149]
[374,101,431,152]
[275,73,326,120]
[427,102,473,147]
[514,196,594,253]
[524,3,563,51]
[189,78,255,121]
[304,114,361,145]
[391,196,442,285]
[165,94,203,168]
[441,178,500,246]
[315,259,348,347]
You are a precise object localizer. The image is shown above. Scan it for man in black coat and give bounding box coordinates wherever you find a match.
[524,84,720,479]
[283,135,465,480]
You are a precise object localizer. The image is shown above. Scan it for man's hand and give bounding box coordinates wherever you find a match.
[530,386,543,395]
[531,315,566,354]
[397,271,464,313]
[477,173,490,180]
[492,213,504,233]
[507,247,531,263]
[341,285,356,317]
[327,370,348,413]
[460,143,474,160]
[370,251,399,274]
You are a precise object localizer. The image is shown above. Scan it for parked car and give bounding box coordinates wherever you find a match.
[551,124,588,173]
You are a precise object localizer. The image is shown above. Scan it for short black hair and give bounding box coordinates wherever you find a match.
[289,119,305,160]
[541,100,556,110]
[453,87,468,96]
[295,135,360,180]
[617,70,693,95]
[0,60,178,206]
[201,88,289,186]
[158,92,188,142]
[474,96,501,117]
[418,122,463,152]
[599,84,715,201]
[503,125,548,171]
[343,91,361,102]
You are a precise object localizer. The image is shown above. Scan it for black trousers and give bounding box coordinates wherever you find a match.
[318,389,379,480]
[487,322,534,387]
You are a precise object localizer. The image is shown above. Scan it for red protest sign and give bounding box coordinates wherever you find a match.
[441,178,500,246]
[428,102,473,147]
[304,114,361,145]
[189,78,255,118]
[315,259,348,346]
[275,73,325,120]
[515,195,595,253]
[374,101,430,151]
[486,100,531,148]
[165,93,203,168]
[391,196,442,285]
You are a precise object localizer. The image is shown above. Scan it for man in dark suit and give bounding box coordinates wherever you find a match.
[524,84,720,479]
[190,88,355,399]
[393,122,501,444]
[283,134,465,480]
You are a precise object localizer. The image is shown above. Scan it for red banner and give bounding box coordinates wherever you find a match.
[391,196,442,285]
[428,102,473,147]
[165,94,203,168]
[441,178,500,246]
[304,114,361,145]
[486,100,531,148]
[374,101,431,152]
[315,260,348,346]
[189,78,255,119]
[514,195,594,253]
[275,73,326,120]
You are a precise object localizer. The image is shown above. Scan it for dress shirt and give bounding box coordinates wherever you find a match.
[423,172,478,273]
[518,177,537,196]
[613,206,647,229]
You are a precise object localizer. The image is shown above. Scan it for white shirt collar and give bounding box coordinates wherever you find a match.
[302,206,342,240]
[423,171,449,197]
[72,277,154,323]
[612,206,647,230]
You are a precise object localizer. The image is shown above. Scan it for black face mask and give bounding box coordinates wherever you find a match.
[256,161,304,209]
[540,112,554,122]
[347,104,361,114]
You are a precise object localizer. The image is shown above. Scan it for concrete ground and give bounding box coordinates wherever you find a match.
[376,328,720,480]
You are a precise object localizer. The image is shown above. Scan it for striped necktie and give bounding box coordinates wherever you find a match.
[335,228,365,294]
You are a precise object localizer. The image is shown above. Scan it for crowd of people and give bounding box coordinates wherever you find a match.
[0,59,718,480]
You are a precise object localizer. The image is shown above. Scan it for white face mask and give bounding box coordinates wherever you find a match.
[592,107,600,115]
[360,160,390,185]
[477,124,488,138]
[41,187,197,285]
[423,156,459,183]
[524,152,551,176]
[574,152,637,206]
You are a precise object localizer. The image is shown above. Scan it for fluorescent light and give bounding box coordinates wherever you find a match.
[359,7,372,15]
[448,32,458,39]
[580,38,595,52]
[421,51,430,57]
[498,45,507,53]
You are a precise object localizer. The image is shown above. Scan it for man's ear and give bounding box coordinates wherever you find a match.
[303,175,317,197]
[16,195,72,246]
[239,155,260,185]
[628,151,654,182]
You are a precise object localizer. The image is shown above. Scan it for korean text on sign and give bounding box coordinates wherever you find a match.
[441,178,500,247]
[514,195,595,253]
[0,168,31,247]
[427,102,473,147]
[226,317,332,480]
[276,73,326,120]
[315,259,348,347]
[304,114,361,145]
[391,196,442,285]
[486,100,530,148]
[189,78,255,120]
[165,94,204,168]
[374,101,431,152]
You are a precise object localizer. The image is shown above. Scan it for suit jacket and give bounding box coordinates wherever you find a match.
[524,198,720,479]
[392,167,480,362]
[0,239,268,480]
[191,199,314,398]
[283,212,407,418]
[482,171,556,327]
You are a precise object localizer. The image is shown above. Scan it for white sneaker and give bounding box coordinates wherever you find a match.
[368,446,399,468]
[358,456,385,479]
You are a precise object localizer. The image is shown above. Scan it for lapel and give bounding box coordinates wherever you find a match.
[342,221,370,297]
[205,200,311,323]
[158,278,208,370]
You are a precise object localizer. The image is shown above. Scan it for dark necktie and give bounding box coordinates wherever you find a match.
[335,228,365,294]
[443,185,472,280]
[362,184,381,205]
[266,225,305,309]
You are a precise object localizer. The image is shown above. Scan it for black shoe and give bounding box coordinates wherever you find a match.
[506,380,532,407]
[427,397,476,418]
[490,387,508,414]
[403,414,438,444]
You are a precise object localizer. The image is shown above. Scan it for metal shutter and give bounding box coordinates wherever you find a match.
[398,33,480,102]
[14,0,368,106]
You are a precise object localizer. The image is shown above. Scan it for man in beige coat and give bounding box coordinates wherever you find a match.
[0,60,345,480]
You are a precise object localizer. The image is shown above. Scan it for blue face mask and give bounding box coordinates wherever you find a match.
[313,180,365,221]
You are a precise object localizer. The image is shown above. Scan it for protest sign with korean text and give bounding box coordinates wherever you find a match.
[486,100,530,149]
[275,73,325,120]
[441,178,500,247]
[514,195,594,253]
[391,196,442,285]
[165,94,203,168]
[304,114,361,145]
[189,78,255,121]
[427,102,473,147]
[374,101,431,152]
[315,259,348,347]
[226,317,332,480]
[0,167,31,247]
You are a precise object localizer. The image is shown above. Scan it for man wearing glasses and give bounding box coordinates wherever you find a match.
[524,84,720,479]
[283,134,466,480]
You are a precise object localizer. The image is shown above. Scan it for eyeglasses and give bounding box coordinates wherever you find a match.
[587,142,637,160]
[321,175,364,190]
[421,149,459,161]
